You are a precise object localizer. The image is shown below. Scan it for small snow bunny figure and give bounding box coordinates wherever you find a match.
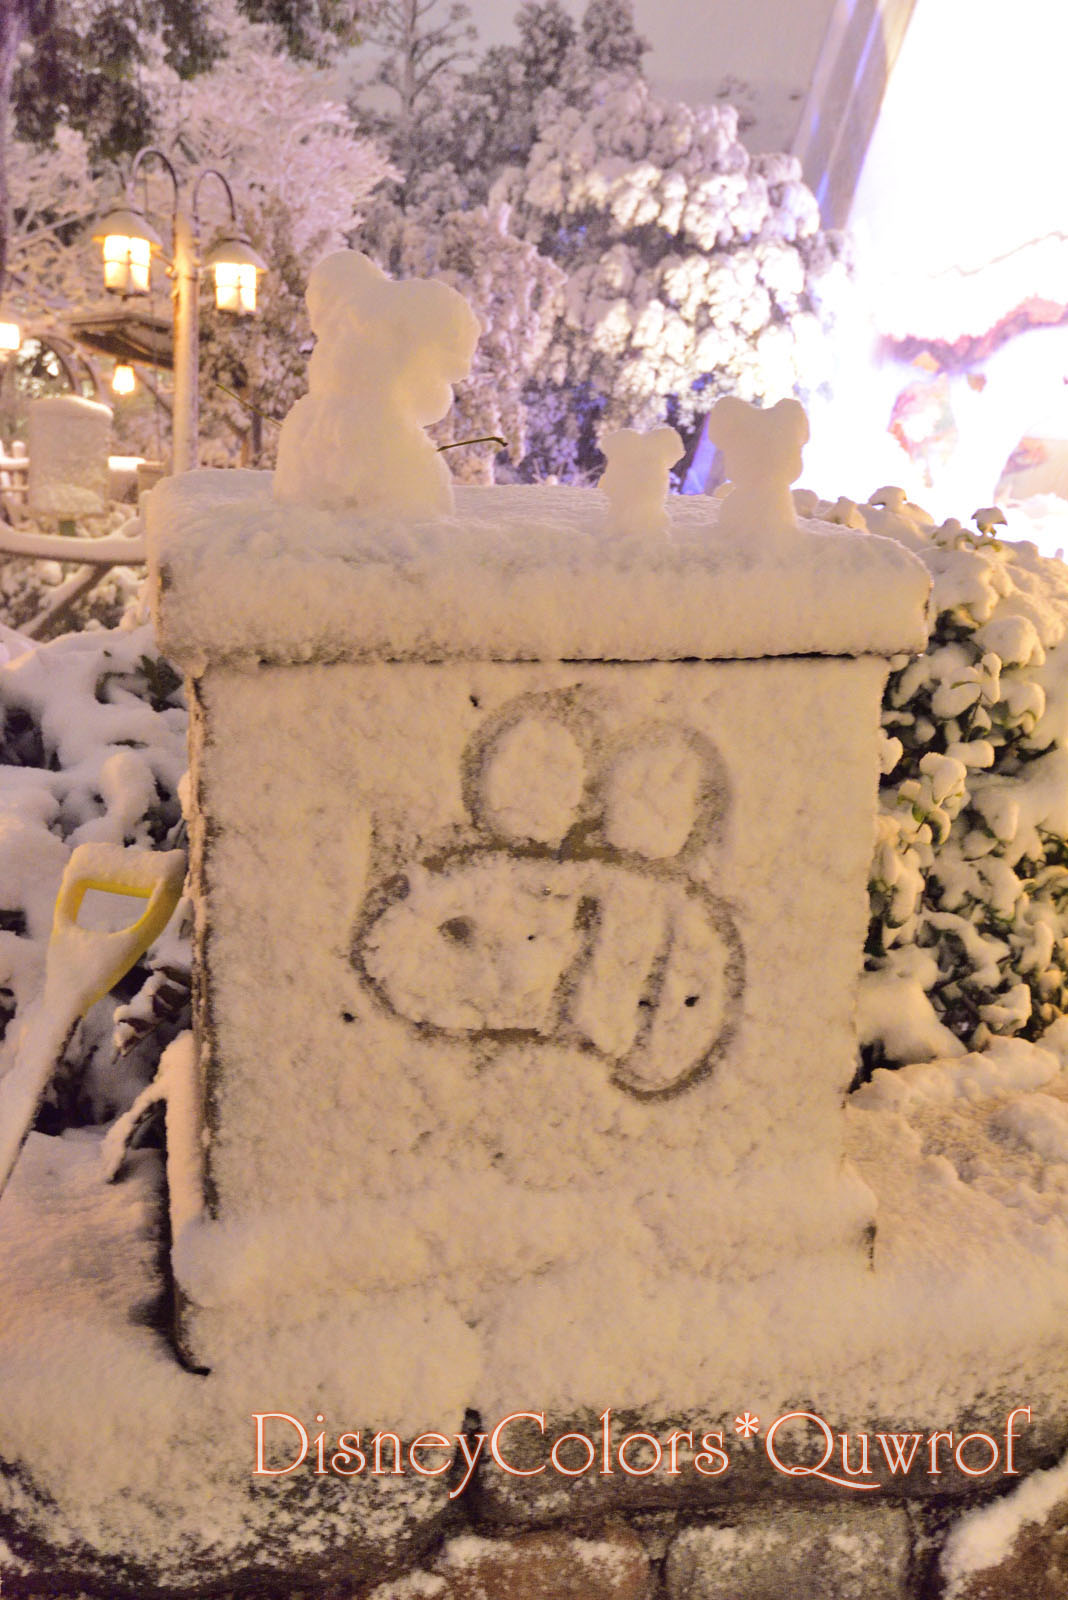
[599,426,684,536]
[704,396,809,537]
[273,249,481,517]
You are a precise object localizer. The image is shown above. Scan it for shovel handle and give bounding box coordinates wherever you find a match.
[51,845,186,1016]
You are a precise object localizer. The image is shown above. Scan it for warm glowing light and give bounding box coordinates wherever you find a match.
[203,235,266,316]
[112,363,136,395]
[103,235,152,295]
[213,261,258,315]
[0,321,19,354]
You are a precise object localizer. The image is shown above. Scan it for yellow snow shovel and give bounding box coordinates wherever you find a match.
[0,842,185,1199]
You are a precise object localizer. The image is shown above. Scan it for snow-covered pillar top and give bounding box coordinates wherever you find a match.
[149,461,927,670]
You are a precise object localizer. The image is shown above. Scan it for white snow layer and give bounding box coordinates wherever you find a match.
[146,471,929,665]
[940,1447,1068,1595]
[11,467,1068,1576]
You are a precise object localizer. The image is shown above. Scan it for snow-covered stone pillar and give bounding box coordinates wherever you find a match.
[147,409,928,1383]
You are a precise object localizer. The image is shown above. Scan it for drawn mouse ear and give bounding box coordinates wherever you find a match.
[480,716,585,845]
[602,731,703,858]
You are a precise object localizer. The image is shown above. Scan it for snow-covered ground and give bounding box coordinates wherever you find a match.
[2,463,1068,1578]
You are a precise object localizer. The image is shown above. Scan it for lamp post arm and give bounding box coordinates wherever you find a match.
[129,147,181,212]
[191,168,238,236]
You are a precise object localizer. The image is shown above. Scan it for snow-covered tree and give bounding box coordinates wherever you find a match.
[493,74,839,479]
[356,0,836,483]
[146,12,393,465]
[1,0,223,293]
[580,0,649,73]
[355,0,477,191]
[4,4,392,467]
[1,0,373,292]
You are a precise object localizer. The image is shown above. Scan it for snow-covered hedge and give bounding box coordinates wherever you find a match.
[0,624,189,1122]
[797,490,1068,1075]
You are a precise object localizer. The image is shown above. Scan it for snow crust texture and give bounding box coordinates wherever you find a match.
[180,655,883,1394]
[149,470,929,665]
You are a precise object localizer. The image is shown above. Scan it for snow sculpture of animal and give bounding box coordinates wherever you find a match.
[705,395,809,537]
[598,426,684,536]
[273,249,481,517]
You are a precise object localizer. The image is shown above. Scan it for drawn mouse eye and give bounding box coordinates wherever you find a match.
[438,916,475,944]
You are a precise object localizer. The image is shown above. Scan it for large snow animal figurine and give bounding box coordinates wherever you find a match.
[598,426,684,537]
[705,395,809,537]
[273,249,482,517]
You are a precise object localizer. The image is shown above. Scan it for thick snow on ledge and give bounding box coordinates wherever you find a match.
[147,471,929,668]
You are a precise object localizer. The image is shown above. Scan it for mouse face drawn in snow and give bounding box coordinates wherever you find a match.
[353,693,744,1100]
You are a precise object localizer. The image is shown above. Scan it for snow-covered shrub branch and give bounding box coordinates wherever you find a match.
[0,624,189,1123]
[798,490,1068,1073]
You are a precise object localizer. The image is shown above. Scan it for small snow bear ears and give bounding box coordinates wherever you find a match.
[704,396,809,538]
[273,249,482,517]
[599,426,684,537]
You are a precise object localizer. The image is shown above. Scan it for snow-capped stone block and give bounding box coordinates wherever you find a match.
[148,446,929,1403]
[27,395,112,520]
[149,472,928,664]
[273,249,481,518]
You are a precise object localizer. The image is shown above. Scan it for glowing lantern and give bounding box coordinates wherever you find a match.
[112,363,136,395]
[0,321,19,355]
[202,236,267,316]
[92,205,163,296]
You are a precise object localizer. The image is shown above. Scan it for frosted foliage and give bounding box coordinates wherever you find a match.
[598,426,683,536]
[148,6,387,261]
[707,396,808,538]
[4,2,393,470]
[786,488,1068,1067]
[273,251,481,515]
[602,733,701,858]
[3,126,102,331]
[488,73,833,476]
[482,717,585,843]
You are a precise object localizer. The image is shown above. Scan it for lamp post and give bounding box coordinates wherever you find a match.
[92,149,267,474]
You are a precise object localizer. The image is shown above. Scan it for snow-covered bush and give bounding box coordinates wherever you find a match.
[0,624,189,1124]
[796,489,1068,1074]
